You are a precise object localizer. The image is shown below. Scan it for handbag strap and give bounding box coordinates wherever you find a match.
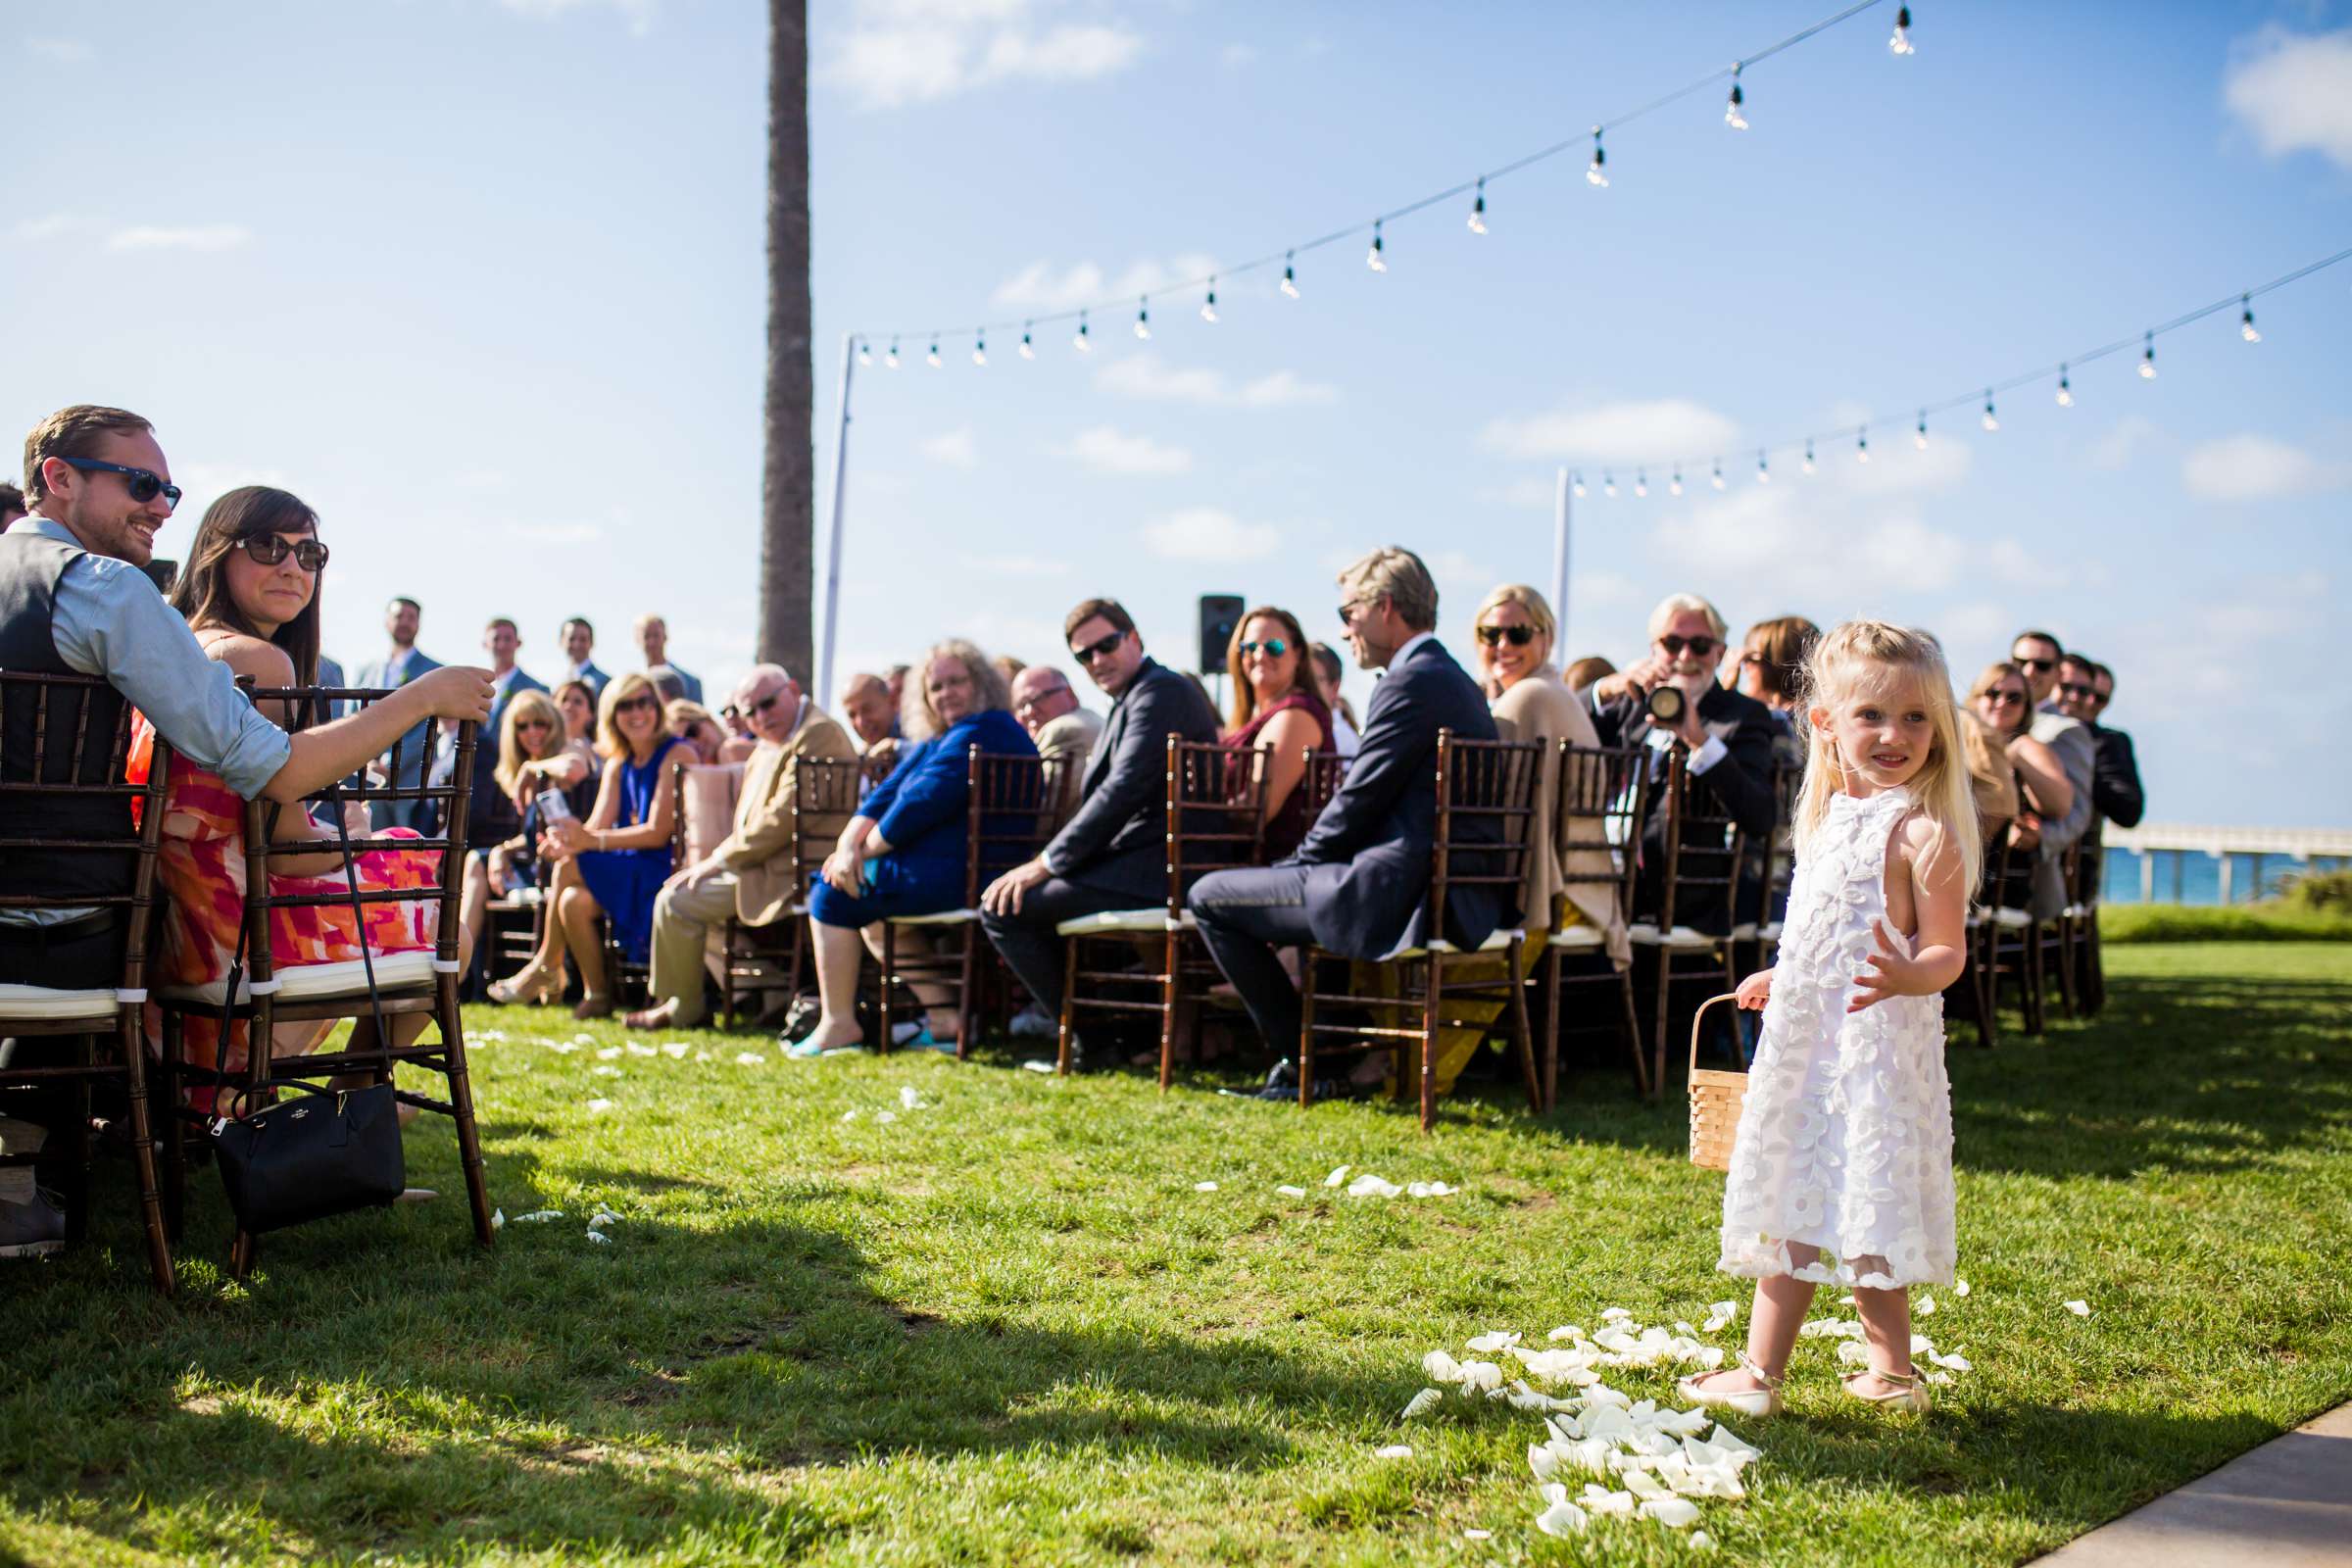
[211,804,280,1121]
[330,788,396,1084]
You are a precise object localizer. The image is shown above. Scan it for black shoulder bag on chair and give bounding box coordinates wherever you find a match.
[210,799,407,1234]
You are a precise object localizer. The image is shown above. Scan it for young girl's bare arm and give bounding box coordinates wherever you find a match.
[1850,816,1968,1009]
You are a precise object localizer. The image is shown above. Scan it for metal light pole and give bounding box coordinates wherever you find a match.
[1551,466,1572,648]
[815,332,856,709]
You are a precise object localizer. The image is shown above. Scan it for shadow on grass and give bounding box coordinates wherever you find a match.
[5,1157,1387,1563]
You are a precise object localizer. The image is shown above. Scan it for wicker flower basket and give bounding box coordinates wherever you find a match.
[1687,992,1747,1172]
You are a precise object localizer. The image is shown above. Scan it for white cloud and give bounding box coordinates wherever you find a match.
[2224,25,2352,170]
[10,214,75,242]
[919,426,978,468]
[1054,425,1191,476]
[2083,416,2160,472]
[1478,398,1742,462]
[2180,433,2349,501]
[823,0,1144,109]
[1143,507,1278,563]
[497,0,659,35]
[104,224,252,253]
[26,37,91,63]
[1094,353,1336,409]
[993,256,1218,313]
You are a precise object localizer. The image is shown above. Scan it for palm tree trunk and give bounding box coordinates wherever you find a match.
[760,0,813,681]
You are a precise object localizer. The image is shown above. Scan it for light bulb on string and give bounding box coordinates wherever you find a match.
[1888,5,1914,55]
[1725,67,1748,131]
[925,339,942,368]
[1670,468,1685,497]
[1019,323,1036,361]
[1073,313,1091,353]
[857,340,872,368]
[1135,299,1152,341]
[2139,331,2156,379]
[1588,130,1608,187]
[1856,427,1871,465]
[1280,251,1299,299]
[1467,177,1488,235]
[1710,460,1727,490]
[1366,220,1387,272]
[1201,281,1218,323]
[2055,364,2073,406]
[884,337,901,369]
[1634,469,1648,498]
[2240,295,2260,343]
[1602,471,1618,499]
[1981,390,1998,432]
[1915,411,1929,450]
[1571,471,1588,500]
[972,331,987,368]
[1801,439,1816,475]
[1755,450,1770,484]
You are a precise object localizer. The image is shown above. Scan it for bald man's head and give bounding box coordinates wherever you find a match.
[1010,663,1079,737]
[839,671,895,747]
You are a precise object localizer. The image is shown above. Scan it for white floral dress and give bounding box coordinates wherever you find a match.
[1717,786,1956,1290]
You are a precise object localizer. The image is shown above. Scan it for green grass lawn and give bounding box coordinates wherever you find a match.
[4,942,2348,1566]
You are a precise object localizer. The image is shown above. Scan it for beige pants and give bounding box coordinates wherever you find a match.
[650,868,740,1025]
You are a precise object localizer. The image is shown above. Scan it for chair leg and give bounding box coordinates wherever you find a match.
[438,979,496,1248]
[119,1008,173,1295]
[1054,937,1078,1076]
[1506,939,1540,1113]
[1541,950,1560,1114]
[877,923,897,1055]
[1420,954,1443,1134]
[158,1006,186,1244]
[1649,952,1672,1103]
[1298,950,1317,1110]
[955,923,977,1062]
[64,1032,94,1246]
[1614,965,1650,1099]
[2052,924,2078,1022]
[1156,929,1180,1094]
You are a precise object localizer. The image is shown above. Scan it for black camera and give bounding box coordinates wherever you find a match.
[1646,683,1686,725]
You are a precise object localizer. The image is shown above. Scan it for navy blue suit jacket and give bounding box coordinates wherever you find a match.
[1043,658,1221,881]
[1287,636,1508,958]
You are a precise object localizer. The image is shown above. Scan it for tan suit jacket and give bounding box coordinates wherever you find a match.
[1491,666,1631,967]
[716,707,857,925]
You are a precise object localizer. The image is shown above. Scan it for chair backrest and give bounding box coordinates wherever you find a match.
[1555,742,1648,927]
[1160,738,1270,912]
[962,748,1067,906]
[1648,742,1751,932]
[790,755,869,897]
[1979,830,2036,914]
[1427,731,1544,937]
[1761,760,1802,913]
[674,760,744,866]
[1298,749,1349,817]
[2072,823,2103,907]
[243,683,475,992]
[0,670,173,991]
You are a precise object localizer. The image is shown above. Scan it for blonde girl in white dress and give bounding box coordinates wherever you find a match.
[1679,621,1982,1416]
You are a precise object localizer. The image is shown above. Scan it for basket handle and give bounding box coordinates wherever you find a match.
[1690,992,1742,1078]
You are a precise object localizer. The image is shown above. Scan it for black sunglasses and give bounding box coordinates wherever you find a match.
[615,694,661,713]
[2014,657,2056,673]
[749,690,786,715]
[60,457,181,512]
[240,534,329,571]
[1071,629,1126,664]
[1474,624,1536,648]
[2057,682,2099,700]
[1980,688,2026,706]
[1659,634,1718,657]
[1238,638,1289,658]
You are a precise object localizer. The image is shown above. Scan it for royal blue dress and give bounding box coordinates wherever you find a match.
[808,708,1036,927]
[575,733,686,962]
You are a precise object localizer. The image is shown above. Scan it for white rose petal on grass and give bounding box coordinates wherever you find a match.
[2064,1298,2091,1317]
[1690,1530,1717,1551]
[1601,1307,1633,1322]
[1929,1348,1972,1373]
[1954,1279,1970,1298]
[1455,1360,1503,1393]
[1405,1181,1456,1198]
[584,1099,613,1114]
[662,1042,690,1058]
[1020,1058,1055,1074]
[1528,1444,1560,1481]
[1423,1349,1465,1384]
[513,1209,564,1223]
[1463,1527,1493,1541]
[1919,1295,1936,1316]
[589,1210,621,1228]
[1640,1495,1702,1528]
[490,1208,506,1229]
[1275,1185,1307,1198]
[874,1109,898,1124]
[595,1046,623,1060]
[900,1087,925,1110]
[626,1042,657,1057]
[695,1051,712,1062]
[735,1052,766,1066]
[1400,1388,1444,1421]
[1534,1497,1589,1536]
[841,1110,858,1122]
[1927,1370,1953,1386]
[1375,1444,1413,1459]
[585,1228,612,1245]
[1346,1174,1403,1199]
[1194,1181,1219,1193]
[592,1065,622,1078]
[1465,1330,1521,1353]
[1547,1325,1584,1342]
[548,1042,578,1054]
[1323,1164,1349,1188]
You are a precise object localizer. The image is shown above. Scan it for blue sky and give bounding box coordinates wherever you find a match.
[7,1,2350,824]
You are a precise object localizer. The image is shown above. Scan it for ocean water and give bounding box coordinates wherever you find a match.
[2101,847,2350,906]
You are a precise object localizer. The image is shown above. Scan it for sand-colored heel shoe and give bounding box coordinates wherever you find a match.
[486,964,562,1006]
[1841,1365,1932,1412]
[1677,1351,1785,1418]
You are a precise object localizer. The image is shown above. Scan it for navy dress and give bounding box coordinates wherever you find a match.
[808,709,1035,927]
[575,733,686,962]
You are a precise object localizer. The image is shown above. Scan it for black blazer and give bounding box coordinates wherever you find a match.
[1288,636,1508,959]
[1042,657,1220,878]
[2089,724,2144,829]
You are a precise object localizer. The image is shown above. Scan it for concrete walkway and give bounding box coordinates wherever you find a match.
[2035,1401,2352,1567]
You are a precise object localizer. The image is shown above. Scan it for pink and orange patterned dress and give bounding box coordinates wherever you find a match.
[130,714,443,1092]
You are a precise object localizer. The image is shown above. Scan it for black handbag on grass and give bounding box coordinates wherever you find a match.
[207,799,407,1234]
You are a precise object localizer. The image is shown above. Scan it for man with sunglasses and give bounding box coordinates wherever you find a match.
[356,596,442,830]
[446,616,547,844]
[627,663,855,1031]
[3,405,494,1254]
[2055,652,2143,831]
[2010,629,2097,918]
[1009,663,1102,770]
[979,598,1219,1035]
[1586,593,1779,932]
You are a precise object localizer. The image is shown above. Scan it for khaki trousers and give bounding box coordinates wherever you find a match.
[650,869,740,1025]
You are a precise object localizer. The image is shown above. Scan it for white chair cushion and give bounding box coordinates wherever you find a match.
[1986,907,2034,930]
[2062,904,2093,919]
[0,984,120,1022]
[888,907,978,926]
[1728,920,1784,944]
[1394,928,1525,959]
[1547,925,1606,951]
[1628,922,1720,951]
[1055,907,1191,937]
[157,949,442,1007]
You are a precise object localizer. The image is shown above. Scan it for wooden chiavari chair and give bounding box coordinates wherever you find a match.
[1630,743,1749,1100]
[1541,742,1649,1105]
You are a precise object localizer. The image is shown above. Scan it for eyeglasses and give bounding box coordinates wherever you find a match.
[59,457,181,512]
[1238,638,1290,658]
[1474,624,1536,648]
[1336,602,1361,627]
[239,534,329,571]
[1659,634,1718,657]
[2014,657,2056,673]
[2057,682,2099,701]
[749,690,786,715]
[615,694,660,714]
[1979,689,2026,707]
[516,718,553,732]
[1071,629,1126,664]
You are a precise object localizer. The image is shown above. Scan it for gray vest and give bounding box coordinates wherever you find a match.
[0,529,138,906]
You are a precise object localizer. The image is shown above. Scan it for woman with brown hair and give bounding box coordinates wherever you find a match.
[459,688,595,972]
[1222,607,1333,858]
[1735,614,1820,772]
[1964,660,2074,853]
[136,486,460,1100]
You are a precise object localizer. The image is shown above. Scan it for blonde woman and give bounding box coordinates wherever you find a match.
[665,698,729,765]
[462,689,588,971]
